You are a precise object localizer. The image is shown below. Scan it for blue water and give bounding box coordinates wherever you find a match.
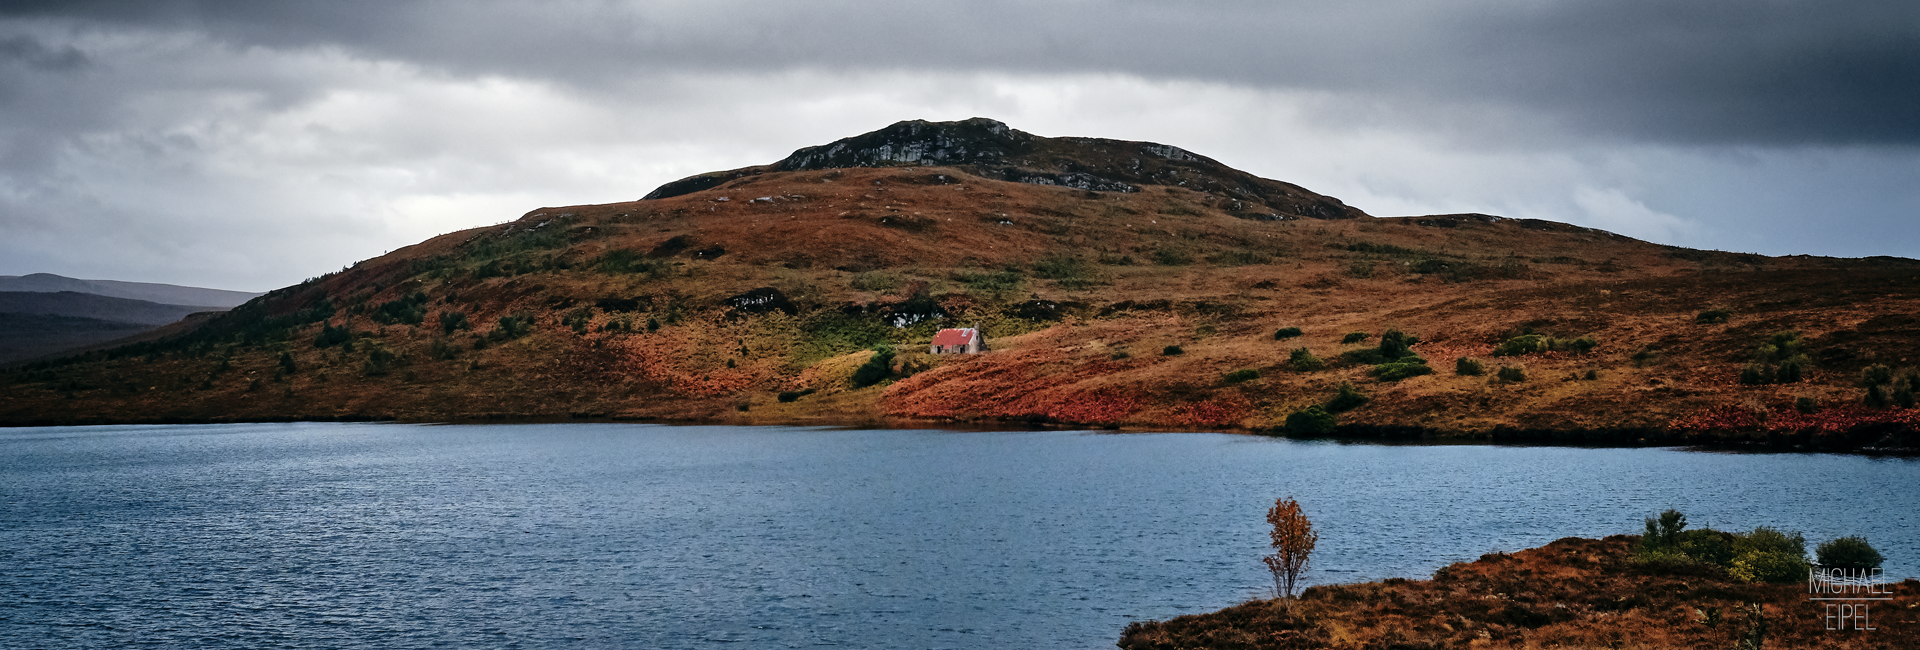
[2,423,1915,649]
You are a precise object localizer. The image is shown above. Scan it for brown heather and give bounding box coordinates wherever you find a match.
[1120,535,1920,650]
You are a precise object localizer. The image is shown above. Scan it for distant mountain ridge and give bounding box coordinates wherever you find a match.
[0,273,260,308]
[0,274,257,365]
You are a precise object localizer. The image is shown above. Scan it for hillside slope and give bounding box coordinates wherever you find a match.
[3,118,1917,449]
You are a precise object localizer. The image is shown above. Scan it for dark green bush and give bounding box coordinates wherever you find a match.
[1497,364,1527,382]
[1033,255,1095,287]
[362,343,397,377]
[1816,536,1884,569]
[429,337,459,361]
[1341,332,1369,344]
[777,388,816,403]
[1492,334,1598,357]
[1738,331,1809,385]
[850,345,897,388]
[1162,345,1185,356]
[1795,397,1818,413]
[1735,526,1806,558]
[1274,327,1303,340]
[1378,330,1417,359]
[1494,334,1548,357]
[1642,509,1687,552]
[1456,357,1485,376]
[1326,382,1369,413]
[1223,369,1260,384]
[1696,308,1732,324]
[1866,384,1890,408]
[1861,364,1893,387]
[314,323,352,349]
[956,269,1025,296]
[1677,529,1736,567]
[493,313,534,341]
[1583,369,1599,380]
[1152,246,1193,266]
[1288,347,1324,371]
[597,248,661,275]
[1373,360,1433,381]
[439,310,470,334]
[277,351,297,375]
[1631,347,1658,367]
[1285,405,1336,436]
[370,292,429,326]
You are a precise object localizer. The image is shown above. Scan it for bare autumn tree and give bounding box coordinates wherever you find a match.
[1261,496,1318,607]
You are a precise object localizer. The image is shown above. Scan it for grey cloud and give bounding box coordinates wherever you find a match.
[0,34,88,70]
[4,0,1916,146]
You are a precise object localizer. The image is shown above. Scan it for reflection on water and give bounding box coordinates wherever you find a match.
[2,423,1914,649]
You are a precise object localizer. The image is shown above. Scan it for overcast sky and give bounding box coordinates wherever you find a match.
[1,0,1915,291]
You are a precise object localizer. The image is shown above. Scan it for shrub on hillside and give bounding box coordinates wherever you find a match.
[492,313,534,341]
[1742,331,1810,385]
[596,249,662,276]
[1285,405,1336,436]
[1224,369,1260,384]
[1816,536,1884,569]
[439,310,470,334]
[1152,246,1193,266]
[1731,550,1811,584]
[850,345,897,388]
[314,323,353,349]
[1273,327,1303,340]
[1288,347,1324,371]
[1492,334,1598,357]
[1696,308,1732,324]
[1497,364,1527,382]
[362,343,397,377]
[1795,397,1819,413]
[1326,383,1369,413]
[370,292,429,326]
[1340,332,1369,344]
[1373,360,1433,381]
[1455,357,1485,376]
[1379,330,1417,359]
[777,388,816,403]
[1033,255,1096,286]
[1162,345,1185,356]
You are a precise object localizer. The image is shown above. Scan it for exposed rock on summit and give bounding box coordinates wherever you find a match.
[643,117,1365,222]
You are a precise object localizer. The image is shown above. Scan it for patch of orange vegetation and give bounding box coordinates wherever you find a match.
[1120,535,1920,649]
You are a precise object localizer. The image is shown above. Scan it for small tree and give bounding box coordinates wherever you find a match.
[1262,497,1319,609]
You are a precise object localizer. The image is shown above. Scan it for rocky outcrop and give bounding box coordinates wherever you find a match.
[644,117,1367,220]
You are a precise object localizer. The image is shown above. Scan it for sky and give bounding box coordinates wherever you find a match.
[0,1,1916,291]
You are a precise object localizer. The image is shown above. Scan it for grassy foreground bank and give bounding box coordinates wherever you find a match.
[1119,535,1916,649]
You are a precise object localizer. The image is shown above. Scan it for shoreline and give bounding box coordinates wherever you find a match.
[6,412,1916,455]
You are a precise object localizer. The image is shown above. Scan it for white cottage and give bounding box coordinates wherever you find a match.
[929,327,988,354]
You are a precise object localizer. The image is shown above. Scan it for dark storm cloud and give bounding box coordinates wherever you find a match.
[4,0,1916,146]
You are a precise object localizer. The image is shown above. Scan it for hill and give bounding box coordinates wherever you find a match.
[0,290,231,365]
[2,118,1917,449]
[0,273,260,308]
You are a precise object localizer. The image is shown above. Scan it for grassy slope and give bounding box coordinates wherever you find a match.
[3,166,1918,447]
[1118,535,1920,649]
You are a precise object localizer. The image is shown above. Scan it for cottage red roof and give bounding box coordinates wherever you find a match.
[931,328,977,346]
